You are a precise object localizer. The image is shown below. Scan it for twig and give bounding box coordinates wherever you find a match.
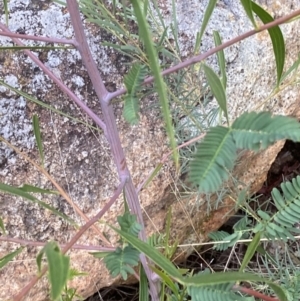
[0,31,78,46]
[12,179,126,301]
[0,136,111,246]
[0,236,115,252]
[0,23,106,133]
[109,8,300,100]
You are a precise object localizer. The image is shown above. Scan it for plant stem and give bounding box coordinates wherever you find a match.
[109,7,300,100]
[66,0,159,299]
[13,179,126,301]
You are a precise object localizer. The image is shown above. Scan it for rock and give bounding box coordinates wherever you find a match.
[0,0,300,300]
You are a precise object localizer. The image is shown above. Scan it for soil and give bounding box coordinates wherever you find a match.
[85,140,300,301]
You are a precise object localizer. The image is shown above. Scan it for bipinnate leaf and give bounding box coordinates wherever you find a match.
[190,112,300,193]
[0,247,24,269]
[203,64,228,123]
[123,63,147,124]
[189,126,236,193]
[33,115,44,166]
[103,246,140,280]
[44,242,70,301]
[251,1,285,86]
[232,112,300,151]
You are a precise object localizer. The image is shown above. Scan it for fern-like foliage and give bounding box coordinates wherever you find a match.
[103,245,140,280]
[190,112,300,193]
[117,212,143,237]
[253,175,300,241]
[92,212,141,280]
[188,282,246,301]
[208,217,251,251]
[123,63,147,124]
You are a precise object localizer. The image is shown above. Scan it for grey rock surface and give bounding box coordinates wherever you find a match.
[0,0,299,300]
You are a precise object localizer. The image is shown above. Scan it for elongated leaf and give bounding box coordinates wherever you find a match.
[0,216,5,234]
[139,265,149,301]
[279,54,300,85]
[0,80,100,132]
[203,64,228,123]
[194,0,218,53]
[0,247,24,269]
[3,0,9,25]
[33,115,44,166]
[213,31,227,90]
[0,183,77,226]
[110,226,183,281]
[189,126,236,193]
[232,112,300,151]
[240,0,257,28]
[239,232,260,272]
[19,184,58,195]
[251,1,285,86]
[44,242,70,301]
[111,227,287,301]
[131,0,178,166]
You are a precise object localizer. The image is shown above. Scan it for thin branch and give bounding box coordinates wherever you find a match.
[66,1,159,299]
[0,30,78,46]
[0,136,111,246]
[0,23,106,133]
[0,236,115,252]
[234,285,279,301]
[13,179,126,301]
[109,8,300,101]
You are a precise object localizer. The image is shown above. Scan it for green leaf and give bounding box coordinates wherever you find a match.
[239,232,260,272]
[0,216,5,234]
[232,112,300,151]
[117,212,142,237]
[103,246,140,280]
[131,0,178,166]
[203,64,228,123]
[189,126,236,193]
[0,183,77,227]
[3,0,9,25]
[44,242,70,301]
[123,63,147,124]
[213,31,227,90]
[194,0,218,53]
[110,226,183,281]
[139,265,149,301]
[240,0,257,28]
[19,184,58,195]
[251,1,285,86]
[33,115,44,166]
[0,247,24,269]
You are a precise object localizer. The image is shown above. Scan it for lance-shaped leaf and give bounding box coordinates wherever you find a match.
[194,0,218,53]
[213,31,227,90]
[240,0,257,28]
[189,126,236,193]
[33,115,44,166]
[203,64,228,123]
[251,1,285,86]
[41,242,70,301]
[0,247,24,269]
[0,183,77,226]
